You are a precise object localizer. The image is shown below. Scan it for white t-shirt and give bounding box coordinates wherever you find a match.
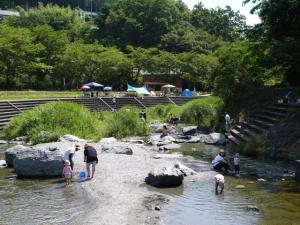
[212,154,224,167]
[214,174,225,183]
[225,114,230,124]
[234,157,240,165]
[63,147,76,161]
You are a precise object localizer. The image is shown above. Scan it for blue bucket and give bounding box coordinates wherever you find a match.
[79,171,86,178]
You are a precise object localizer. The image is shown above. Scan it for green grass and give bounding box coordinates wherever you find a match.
[0,91,81,100]
[4,102,104,144]
[239,136,266,158]
[4,96,224,144]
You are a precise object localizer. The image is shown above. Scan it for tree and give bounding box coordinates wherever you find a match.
[0,23,48,89]
[244,0,300,85]
[160,22,220,53]
[58,42,132,89]
[94,0,190,48]
[212,41,264,102]
[178,52,218,90]
[191,3,247,41]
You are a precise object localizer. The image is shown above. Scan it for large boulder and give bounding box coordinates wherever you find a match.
[182,126,197,136]
[13,144,67,178]
[101,142,133,155]
[206,133,225,145]
[58,134,86,142]
[5,145,32,167]
[296,160,300,182]
[145,165,184,188]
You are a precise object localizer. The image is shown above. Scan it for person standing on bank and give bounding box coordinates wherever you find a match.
[212,149,230,172]
[63,144,80,170]
[84,144,98,179]
[225,112,231,133]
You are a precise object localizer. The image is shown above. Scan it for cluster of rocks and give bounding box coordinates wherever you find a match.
[148,125,225,152]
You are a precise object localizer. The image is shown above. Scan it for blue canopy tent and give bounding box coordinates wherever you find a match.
[182,89,193,97]
[127,84,150,95]
[84,82,104,89]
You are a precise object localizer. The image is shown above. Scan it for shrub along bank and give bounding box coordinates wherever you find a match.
[4,96,224,144]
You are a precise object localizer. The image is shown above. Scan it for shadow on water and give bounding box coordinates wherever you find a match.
[160,143,300,225]
[0,144,90,225]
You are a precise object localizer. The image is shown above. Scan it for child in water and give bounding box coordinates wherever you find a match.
[62,160,73,187]
[234,153,240,177]
[214,174,225,195]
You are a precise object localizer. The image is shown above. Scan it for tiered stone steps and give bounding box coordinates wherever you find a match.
[0,96,197,129]
[227,103,292,145]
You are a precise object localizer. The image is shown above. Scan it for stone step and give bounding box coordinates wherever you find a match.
[253,114,280,123]
[230,129,249,142]
[236,125,256,137]
[226,135,240,145]
[267,106,288,113]
[251,119,274,129]
[242,122,265,133]
[260,110,287,118]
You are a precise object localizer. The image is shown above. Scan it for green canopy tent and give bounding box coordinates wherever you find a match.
[127,84,150,95]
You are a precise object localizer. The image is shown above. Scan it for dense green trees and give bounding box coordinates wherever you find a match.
[0,0,298,101]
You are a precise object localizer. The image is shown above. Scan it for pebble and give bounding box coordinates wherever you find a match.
[257,178,266,182]
[154,206,161,211]
[247,205,260,212]
[247,181,255,184]
[235,185,245,189]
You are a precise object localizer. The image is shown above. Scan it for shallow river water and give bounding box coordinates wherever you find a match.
[1,143,300,225]
[0,145,90,225]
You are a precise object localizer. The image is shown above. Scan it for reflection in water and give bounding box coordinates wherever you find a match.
[0,145,90,225]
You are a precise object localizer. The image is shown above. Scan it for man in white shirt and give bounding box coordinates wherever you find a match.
[63,144,80,170]
[212,149,229,172]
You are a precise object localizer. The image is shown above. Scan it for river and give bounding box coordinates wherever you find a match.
[0,143,300,225]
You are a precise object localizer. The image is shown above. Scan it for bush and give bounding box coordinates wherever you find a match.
[147,104,181,122]
[239,136,266,157]
[105,106,151,139]
[180,96,224,126]
[4,102,104,144]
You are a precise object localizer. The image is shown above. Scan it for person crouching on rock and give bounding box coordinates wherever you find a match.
[62,160,73,187]
[212,149,230,172]
[84,144,98,179]
[63,144,80,170]
[214,174,225,195]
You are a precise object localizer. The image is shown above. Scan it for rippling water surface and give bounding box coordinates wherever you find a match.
[0,144,90,225]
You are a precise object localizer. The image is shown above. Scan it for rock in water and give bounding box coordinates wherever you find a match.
[205,133,225,145]
[182,126,197,136]
[0,160,7,167]
[99,137,118,143]
[0,140,7,145]
[174,162,197,176]
[101,142,133,155]
[5,145,32,167]
[58,134,86,142]
[13,147,64,178]
[246,205,259,212]
[235,185,245,189]
[160,143,181,151]
[145,166,184,188]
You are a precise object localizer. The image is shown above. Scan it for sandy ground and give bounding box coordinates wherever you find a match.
[72,143,183,225]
